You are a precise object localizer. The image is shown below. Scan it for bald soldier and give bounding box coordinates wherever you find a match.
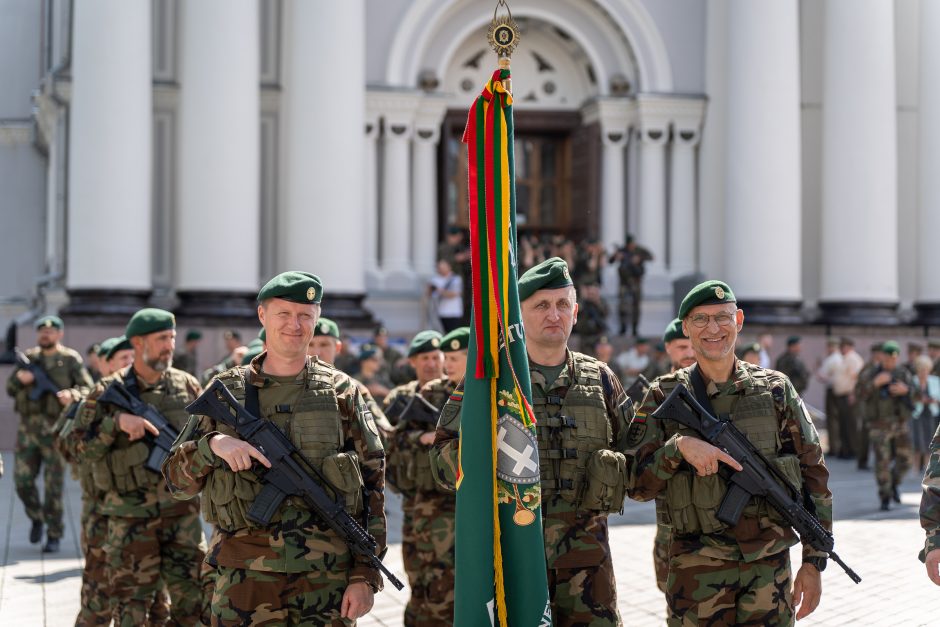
[6,315,94,552]
[625,280,832,625]
[382,330,444,626]
[650,318,697,596]
[431,257,631,625]
[164,272,387,625]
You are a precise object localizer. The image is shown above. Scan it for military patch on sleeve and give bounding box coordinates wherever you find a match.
[797,397,820,445]
[626,413,648,447]
[363,409,379,436]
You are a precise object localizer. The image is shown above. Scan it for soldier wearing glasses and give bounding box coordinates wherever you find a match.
[624,280,832,626]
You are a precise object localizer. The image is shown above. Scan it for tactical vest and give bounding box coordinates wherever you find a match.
[870,367,912,424]
[201,360,362,531]
[659,369,803,536]
[534,354,612,507]
[93,368,193,494]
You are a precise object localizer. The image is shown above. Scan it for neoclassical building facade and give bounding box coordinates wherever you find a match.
[0,0,938,335]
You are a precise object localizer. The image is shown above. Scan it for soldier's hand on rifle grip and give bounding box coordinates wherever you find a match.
[15,370,34,386]
[117,413,160,441]
[56,390,73,407]
[888,381,909,396]
[209,433,272,472]
[676,435,743,476]
[418,432,436,446]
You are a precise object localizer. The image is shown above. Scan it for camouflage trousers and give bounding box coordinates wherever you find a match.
[653,523,672,594]
[14,417,64,539]
[77,504,111,626]
[666,550,793,626]
[870,422,913,499]
[210,566,353,626]
[547,560,622,626]
[400,496,418,626]
[406,492,455,626]
[106,513,206,626]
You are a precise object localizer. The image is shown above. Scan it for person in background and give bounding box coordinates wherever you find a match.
[912,355,940,472]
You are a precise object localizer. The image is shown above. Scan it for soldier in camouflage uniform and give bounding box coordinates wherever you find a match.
[164,272,387,625]
[173,329,202,376]
[6,315,94,552]
[74,308,206,625]
[382,330,444,626]
[398,326,469,625]
[775,336,810,395]
[625,280,831,625]
[920,422,940,585]
[649,318,698,596]
[308,317,394,443]
[55,336,127,624]
[431,258,630,626]
[857,340,913,510]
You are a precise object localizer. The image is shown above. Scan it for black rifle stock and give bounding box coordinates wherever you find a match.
[98,381,180,474]
[650,384,861,584]
[185,379,405,591]
[15,349,62,401]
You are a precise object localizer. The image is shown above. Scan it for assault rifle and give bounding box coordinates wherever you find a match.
[186,379,405,591]
[15,349,62,401]
[98,381,180,474]
[389,393,441,426]
[650,384,861,583]
[625,374,651,405]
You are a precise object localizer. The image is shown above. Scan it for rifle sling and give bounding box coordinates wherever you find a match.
[244,374,261,418]
[689,364,717,417]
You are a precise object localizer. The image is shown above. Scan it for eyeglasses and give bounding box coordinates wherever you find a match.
[687,311,738,329]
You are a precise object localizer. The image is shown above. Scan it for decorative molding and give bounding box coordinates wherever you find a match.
[0,123,32,147]
[414,94,447,143]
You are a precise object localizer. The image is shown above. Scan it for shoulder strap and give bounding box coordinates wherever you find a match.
[690,364,717,418]
[243,371,261,417]
[123,368,142,400]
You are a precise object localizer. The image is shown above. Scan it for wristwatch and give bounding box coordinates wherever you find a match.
[803,556,827,572]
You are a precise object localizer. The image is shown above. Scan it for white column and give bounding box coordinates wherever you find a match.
[282,0,366,293]
[364,107,380,279]
[819,0,897,305]
[177,0,259,293]
[669,126,700,278]
[636,97,669,281]
[412,97,447,277]
[724,0,801,301]
[917,0,940,308]
[379,93,420,284]
[68,0,151,291]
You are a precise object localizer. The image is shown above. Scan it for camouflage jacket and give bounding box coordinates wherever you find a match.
[163,354,387,591]
[431,351,632,569]
[922,424,940,560]
[6,346,93,419]
[73,365,202,518]
[625,360,832,563]
[857,364,914,425]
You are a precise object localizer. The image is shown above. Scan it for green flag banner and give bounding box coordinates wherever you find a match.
[453,67,552,627]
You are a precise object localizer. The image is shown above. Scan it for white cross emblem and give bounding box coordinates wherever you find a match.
[498,425,538,475]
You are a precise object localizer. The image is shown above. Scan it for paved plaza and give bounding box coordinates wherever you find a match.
[0,453,934,626]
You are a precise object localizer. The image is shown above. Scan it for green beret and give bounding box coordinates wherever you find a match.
[441,327,470,352]
[928,340,940,350]
[96,337,122,358]
[880,340,899,355]
[787,336,801,346]
[258,328,266,342]
[241,345,264,365]
[662,318,686,343]
[314,317,340,339]
[359,343,379,361]
[257,271,323,304]
[518,257,573,302]
[408,330,443,356]
[738,342,761,358]
[35,315,63,330]
[826,337,840,346]
[678,280,736,320]
[125,308,176,338]
[106,336,133,361]
[185,330,202,342]
[246,338,264,351]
